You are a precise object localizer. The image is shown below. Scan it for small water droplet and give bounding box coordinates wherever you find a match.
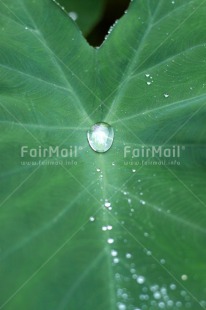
[132,169,136,172]
[89,216,95,222]
[126,253,132,259]
[147,81,152,85]
[68,11,78,21]
[113,257,119,264]
[181,274,188,281]
[140,199,146,205]
[164,93,169,98]
[154,292,161,299]
[107,238,114,244]
[159,301,165,308]
[137,275,145,284]
[170,283,176,290]
[176,301,182,308]
[167,300,174,307]
[118,303,126,310]
[130,268,136,274]
[145,73,150,77]
[111,249,118,256]
[87,122,114,153]
[105,201,111,208]
[96,168,101,172]
[200,301,206,307]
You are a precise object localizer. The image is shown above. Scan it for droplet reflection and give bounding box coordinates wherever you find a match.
[87,122,114,153]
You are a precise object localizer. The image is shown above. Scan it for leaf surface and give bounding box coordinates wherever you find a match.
[0,0,206,309]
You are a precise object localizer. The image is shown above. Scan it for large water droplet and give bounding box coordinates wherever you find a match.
[87,122,114,153]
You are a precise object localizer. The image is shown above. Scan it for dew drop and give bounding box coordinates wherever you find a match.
[167,300,174,307]
[118,303,126,310]
[170,283,176,290]
[113,257,119,264]
[164,93,169,98]
[159,301,165,308]
[126,253,132,259]
[111,250,118,256]
[176,301,182,308]
[87,122,114,153]
[154,291,161,299]
[137,275,145,284]
[89,216,95,222]
[181,274,188,281]
[107,238,114,244]
[68,11,78,21]
[105,201,111,208]
[140,199,146,205]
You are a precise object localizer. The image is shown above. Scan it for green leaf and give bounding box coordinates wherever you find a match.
[1,0,206,309]
[55,0,106,35]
